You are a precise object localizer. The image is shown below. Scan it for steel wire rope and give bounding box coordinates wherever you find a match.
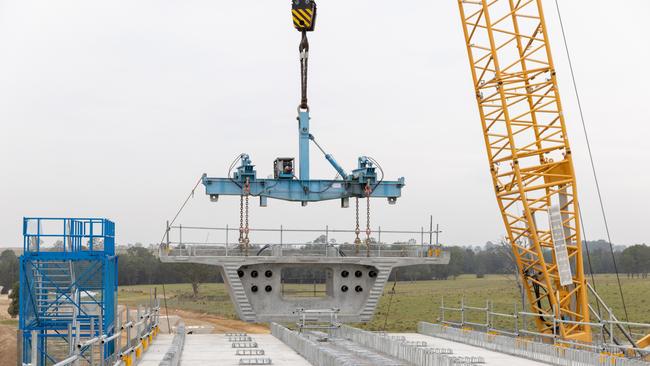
[382,269,398,332]
[553,0,630,326]
[158,175,204,246]
[578,210,602,318]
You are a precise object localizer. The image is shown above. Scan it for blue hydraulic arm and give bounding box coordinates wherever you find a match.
[310,133,348,180]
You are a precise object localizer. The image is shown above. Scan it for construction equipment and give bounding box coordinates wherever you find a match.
[203,0,402,206]
[159,1,450,324]
[455,0,648,349]
[199,0,405,255]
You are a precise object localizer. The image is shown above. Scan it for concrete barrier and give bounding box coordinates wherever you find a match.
[331,325,463,366]
[273,323,467,366]
[271,323,353,366]
[159,321,186,366]
[418,322,648,366]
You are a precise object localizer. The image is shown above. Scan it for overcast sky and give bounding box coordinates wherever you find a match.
[0,0,648,248]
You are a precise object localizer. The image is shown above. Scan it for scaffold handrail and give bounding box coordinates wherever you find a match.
[23,217,115,255]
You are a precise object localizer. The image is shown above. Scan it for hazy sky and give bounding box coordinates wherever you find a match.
[0,0,648,248]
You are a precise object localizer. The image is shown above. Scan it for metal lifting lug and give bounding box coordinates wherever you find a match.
[292,0,317,32]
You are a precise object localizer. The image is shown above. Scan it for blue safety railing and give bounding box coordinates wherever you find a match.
[23,217,115,257]
[20,217,118,365]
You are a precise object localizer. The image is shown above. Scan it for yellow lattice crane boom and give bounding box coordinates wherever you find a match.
[456,0,591,341]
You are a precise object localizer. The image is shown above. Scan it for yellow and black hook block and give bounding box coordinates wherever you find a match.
[292,0,317,32]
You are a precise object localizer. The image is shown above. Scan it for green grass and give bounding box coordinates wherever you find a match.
[119,274,650,332]
[365,274,650,332]
[119,283,238,319]
[0,319,18,327]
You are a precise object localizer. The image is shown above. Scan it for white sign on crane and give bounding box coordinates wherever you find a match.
[548,204,573,286]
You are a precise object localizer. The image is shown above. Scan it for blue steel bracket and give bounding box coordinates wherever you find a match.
[203,155,405,204]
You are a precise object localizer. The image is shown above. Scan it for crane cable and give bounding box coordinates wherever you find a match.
[382,269,398,332]
[553,0,630,325]
[299,31,310,110]
[159,175,204,247]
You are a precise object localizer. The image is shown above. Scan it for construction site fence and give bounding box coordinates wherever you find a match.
[165,223,444,247]
[112,303,161,366]
[439,296,650,356]
[418,322,648,366]
[23,304,160,366]
[159,322,186,366]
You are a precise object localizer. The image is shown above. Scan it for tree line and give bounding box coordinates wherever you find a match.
[0,240,648,317]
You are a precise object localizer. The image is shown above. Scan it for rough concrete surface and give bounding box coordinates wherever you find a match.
[180,333,311,366]
[391,332,548,366]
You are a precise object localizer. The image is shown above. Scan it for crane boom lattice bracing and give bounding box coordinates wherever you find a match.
[456,0,590,341]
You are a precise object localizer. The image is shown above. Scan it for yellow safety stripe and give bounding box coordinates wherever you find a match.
[292,9,312,27]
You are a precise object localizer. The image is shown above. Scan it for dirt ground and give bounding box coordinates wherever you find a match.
[163,308,269,334]
[0,293,265,365]
[0,294,18,366]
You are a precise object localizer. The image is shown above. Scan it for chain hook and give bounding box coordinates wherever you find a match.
[354,198,361,255]
[365,184,372,257]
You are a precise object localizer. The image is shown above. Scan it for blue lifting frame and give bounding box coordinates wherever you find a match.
[19,217,118,365]
[203,109,405,206]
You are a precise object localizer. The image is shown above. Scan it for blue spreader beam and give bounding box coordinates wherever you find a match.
[203,109,405,206]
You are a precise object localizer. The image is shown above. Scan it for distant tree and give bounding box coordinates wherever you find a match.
[0,250,18,294]
[312,235,327,244]
[619,244,650,278]
[8,281,19,318]
[175,263,218,298]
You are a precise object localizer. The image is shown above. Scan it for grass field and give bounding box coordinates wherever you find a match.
[119,274,650,332]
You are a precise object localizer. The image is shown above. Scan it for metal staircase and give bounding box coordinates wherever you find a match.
[223,263,257,322]
[20,217,118,365]
[359,262,394,321]
[33,261,75,323]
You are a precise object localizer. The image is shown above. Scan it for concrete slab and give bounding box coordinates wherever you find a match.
[390,333,549,366]
[180,333,312,366]
[138,334,175,366]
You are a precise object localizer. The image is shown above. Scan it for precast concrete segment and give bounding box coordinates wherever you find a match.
[389,333,547,366]
[160,255,449,323]
[137,334,175,366]
[179,334,311,366]
[273,323,417,366]
[304,332,408,365]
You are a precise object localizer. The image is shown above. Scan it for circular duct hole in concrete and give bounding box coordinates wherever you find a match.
[341,270,349,278]
[369,270,377,278]
[341,285,349,292]
[265,270,273,278]
[355,285,363,293]
[355,270,363,278]
[251,270,259,278]
[265,285,272,292]
[251,285,259,293]
[237,270,244,278]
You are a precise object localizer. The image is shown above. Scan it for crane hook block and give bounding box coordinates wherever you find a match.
[292,0,317,32]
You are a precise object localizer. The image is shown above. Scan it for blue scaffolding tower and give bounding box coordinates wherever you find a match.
[19,218,118,365]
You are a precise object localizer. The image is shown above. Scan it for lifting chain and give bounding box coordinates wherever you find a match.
[354,198,361,255]
[239,178,251,256]
[365,184,372,257]
[238,195,244,250]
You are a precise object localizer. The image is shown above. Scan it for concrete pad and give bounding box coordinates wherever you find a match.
[390,333,548,366]
[138,334,175,366]
[180,333,311,366]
